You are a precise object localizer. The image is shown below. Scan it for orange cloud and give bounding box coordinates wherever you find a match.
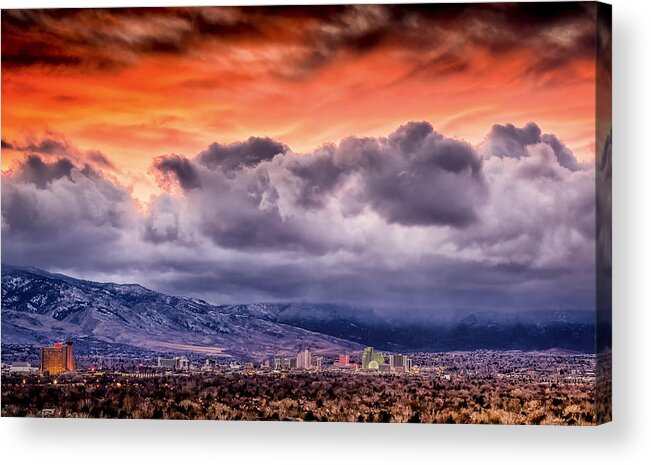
[2,4,598,200]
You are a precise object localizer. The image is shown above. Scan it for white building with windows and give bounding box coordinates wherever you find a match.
[296,349,312,369]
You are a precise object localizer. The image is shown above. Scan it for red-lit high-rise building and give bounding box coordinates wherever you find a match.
[64,341,75,371]
[40,342,75,375]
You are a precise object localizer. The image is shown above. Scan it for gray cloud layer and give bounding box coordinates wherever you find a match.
[1,122,596,316]
[479,122,582,171]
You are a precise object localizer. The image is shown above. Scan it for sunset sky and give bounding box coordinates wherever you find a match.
[1,4,606,315]
[2,4,597,200]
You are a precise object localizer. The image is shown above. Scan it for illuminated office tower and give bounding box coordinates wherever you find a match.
[296,348,312,369]
[176,356,190,370]
[41,342,75,375]
[405,357,412,372]
[389,353,412,373]
[338,354,350,366]
[362,347,373,369]
[64,341,75,371]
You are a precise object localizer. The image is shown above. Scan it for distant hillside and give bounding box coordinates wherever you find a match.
[220,304,596,353]
[1,264,362,359]
[1,265,596,358]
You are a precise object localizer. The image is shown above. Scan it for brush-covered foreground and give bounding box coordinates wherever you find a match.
[2,371,597,425]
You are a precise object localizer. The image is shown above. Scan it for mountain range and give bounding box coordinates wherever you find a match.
[1,264,596,359]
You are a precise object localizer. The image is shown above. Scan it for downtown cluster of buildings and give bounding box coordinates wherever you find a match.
[362,347,413,373]
[5,341,415,376]
[269,347,413,373]
[272,348,325,371]
[150,347,414,374]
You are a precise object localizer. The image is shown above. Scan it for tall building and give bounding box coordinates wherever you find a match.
[273,355,292,370]
[41,342,75,375]
[362,347,385,370]
[362,347,373,369]
[405,357,413,372]
[64,341,75,371]
[337,354,350,366]
[389,353,412,373]
[296,348,312,369]
[273,355,287,370]
[176,357,189,370]
[389,354,404,368]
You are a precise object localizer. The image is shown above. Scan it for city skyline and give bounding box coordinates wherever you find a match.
[1,3,611,425]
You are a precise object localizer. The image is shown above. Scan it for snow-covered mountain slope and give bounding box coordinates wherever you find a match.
[1,264,597,356]
[216,302,395,347]
[217,302,596,353]
[1,265,362,359]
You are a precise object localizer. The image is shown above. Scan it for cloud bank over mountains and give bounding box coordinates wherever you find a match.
[1,122,596,316]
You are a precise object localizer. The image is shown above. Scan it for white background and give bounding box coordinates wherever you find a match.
[1,1,649,464]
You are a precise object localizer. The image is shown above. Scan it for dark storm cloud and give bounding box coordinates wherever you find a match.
[13,155,75,188]
[2,4,595,82]
[481,123,542,159]
[2,133,72,156]
[596,132,611,331]
[154,154,201,190]
[132,245,595,315]
[178,163,334,255]
[145,122,484,254]
[286,122,484,227]
[596,2,612,90]
[285,145,341,210]
[22,137,70,155]
[480,122,581,171]
[1,7,262,71]
[351,122,484,227]
[276,3,596,79]
[197,203,332,255]
[6,134,118,172]
[457,133,595,277]
[1,121,596,315]
[197,137,288,174]
[540,133,582,172]
[2,155,136,253]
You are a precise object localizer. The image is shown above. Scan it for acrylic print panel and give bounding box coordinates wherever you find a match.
[1,2,611,425]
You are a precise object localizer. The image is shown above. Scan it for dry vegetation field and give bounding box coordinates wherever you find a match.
[1,371,598,425]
